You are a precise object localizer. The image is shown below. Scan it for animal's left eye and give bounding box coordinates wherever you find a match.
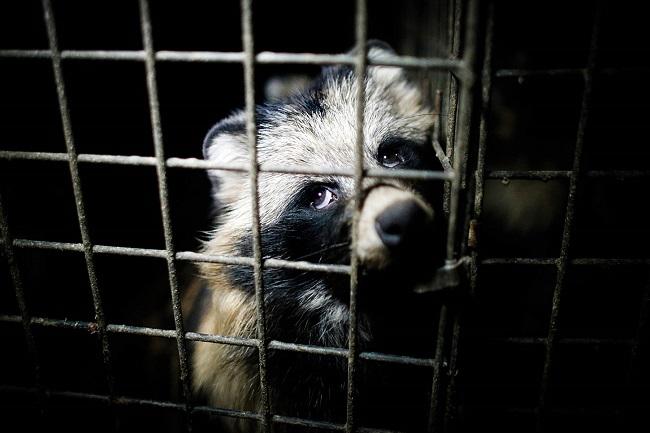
[310,186,338,210]
[379,150,404,168]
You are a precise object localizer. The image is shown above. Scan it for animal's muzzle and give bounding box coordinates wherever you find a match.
[356,184,434,269]
[375,199,432,250]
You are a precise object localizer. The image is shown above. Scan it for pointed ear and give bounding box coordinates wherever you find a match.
[365,39,397,60]
[202,110,249,191]
[342,40,408,88]
[345,39,397,59]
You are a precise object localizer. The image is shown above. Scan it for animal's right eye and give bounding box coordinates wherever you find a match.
[309,186,338,210]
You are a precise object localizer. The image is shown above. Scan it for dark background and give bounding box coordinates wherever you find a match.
[1,0,649,432]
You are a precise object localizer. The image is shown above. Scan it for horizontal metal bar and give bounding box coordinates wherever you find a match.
[482,257,650,266]
[271,414,344,432]
[7,150,647,181]
[7,239,350,274]
[268,340,348,357]
[487,170,570,180]
[0,384,262,420]
[0,384,409,432]
[7,151,648,181]
[496,68,584,78]
[495,67,645,78]
[0,314,435,368]
[0,48,463,71]
[479,336,634,346]
[6,237,647,274]
[487,170,650,180]
[6,238,647,274]
[482,258,557,265]
[0,151,453,181]
[359,351,434,367]
[0,315,254,347]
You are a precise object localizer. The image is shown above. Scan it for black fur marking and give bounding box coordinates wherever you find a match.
[376,135,437,172]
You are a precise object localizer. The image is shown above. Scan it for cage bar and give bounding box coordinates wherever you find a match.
[0,313,439,371]
[345,0,368,430]
[535,4,603,431]
[1,0,642,431]
[428,1,479,432]
[443,4,495,432]
[39,0,117,415]
[0,48,463,72]
[0,150,454,181]
[238,0,271,430]
[0,383,422,433]
[3,150,648,179]
[0,194,43,400]
[137,0,193,429]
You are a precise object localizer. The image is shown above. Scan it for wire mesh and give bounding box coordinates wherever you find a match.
[0,0,647,432]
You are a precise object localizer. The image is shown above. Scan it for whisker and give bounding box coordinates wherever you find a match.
[293,242,349,261]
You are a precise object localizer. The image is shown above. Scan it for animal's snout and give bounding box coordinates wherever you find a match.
[356,185,435,270]
[375,200,431,249]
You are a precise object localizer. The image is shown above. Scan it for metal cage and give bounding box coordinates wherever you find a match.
[0,0,648,432]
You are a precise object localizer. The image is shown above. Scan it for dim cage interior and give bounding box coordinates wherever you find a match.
[1,1,649,432]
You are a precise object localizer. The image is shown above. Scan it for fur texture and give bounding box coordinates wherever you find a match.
[185,42,443,432]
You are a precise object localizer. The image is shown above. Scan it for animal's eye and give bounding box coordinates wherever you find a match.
[310,186,338,210]
[379,149,404,168]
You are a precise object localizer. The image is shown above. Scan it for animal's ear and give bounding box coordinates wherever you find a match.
[343,40,408,87]
[202,110,249,191]
[345,39,397,59]
[365,39,398,60]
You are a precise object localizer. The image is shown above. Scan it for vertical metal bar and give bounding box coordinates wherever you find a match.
[346,0,368,431]
[443,6,494,432]
[428,304,449,433]
[0,193,43,396]
[240,0,271,431]
[41,0,116,410]
[429,1,479,431]
[535,4,602,431]
[442,0,463,214]
[138,1,193,429]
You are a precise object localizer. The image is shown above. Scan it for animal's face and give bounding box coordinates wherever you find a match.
[202,43,443,308]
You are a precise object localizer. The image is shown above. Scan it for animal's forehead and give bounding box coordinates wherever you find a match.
[255,67,433,168]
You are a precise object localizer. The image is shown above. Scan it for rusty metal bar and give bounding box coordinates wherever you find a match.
[346,0,368,430]
[239,0,272,431]
[536,4,603,431]
[3,237,645,272]
[0,194,43,398]
[443,4,496,432]
[137,1,193,429]
[0,384,417,433]
[40,0,117,414]
[487,170,650,180]
[495,66,646,78]
[2,313,633,350]
[482,257,650,266]
[0,150,453,181]
[0,48,463,72]
[429,1,479,431]
[4,150,647,180]
[0,314,436,369]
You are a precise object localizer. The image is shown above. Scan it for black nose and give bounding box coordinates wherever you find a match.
[375,200,431,249]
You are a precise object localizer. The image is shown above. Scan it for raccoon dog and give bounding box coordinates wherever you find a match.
[185,41,445,432]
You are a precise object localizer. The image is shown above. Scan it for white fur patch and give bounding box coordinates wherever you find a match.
[204,64,435,238]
